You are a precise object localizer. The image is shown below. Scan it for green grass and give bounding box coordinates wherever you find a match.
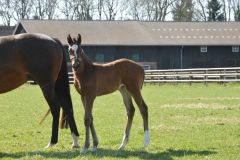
[0,83,240,160]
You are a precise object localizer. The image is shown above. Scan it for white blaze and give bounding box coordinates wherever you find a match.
[71,44,78,57]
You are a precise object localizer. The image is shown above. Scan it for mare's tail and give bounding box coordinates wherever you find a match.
[40,39,73,129]
[54,39,73,129]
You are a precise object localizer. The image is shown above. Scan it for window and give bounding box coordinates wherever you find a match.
[132,53,140,62]
[232,46,239,53]
[200,46,207,53]
[142,64,150,70]
[95,54,104,63]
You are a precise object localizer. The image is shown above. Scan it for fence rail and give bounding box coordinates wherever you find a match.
[144,67,240,84]
[67,67,240,84]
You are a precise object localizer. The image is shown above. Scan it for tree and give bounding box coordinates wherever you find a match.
[75,0,94,20]
[172,0,194,21]
[33,0,58,20]
[207,0,225,21]
[45,0,58,20]
[60,0,75,20]
[103,0,119,20]
[193,0,208,21]
[140,0,174,21]
[126,0,144,20]
[0,0,13,26]
[230,0,240,21]
[12,0,34,21]
[96,0,104,20]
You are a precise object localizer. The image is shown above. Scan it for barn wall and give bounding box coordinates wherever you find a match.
[65,45,240,70]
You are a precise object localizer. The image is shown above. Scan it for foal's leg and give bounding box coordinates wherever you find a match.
[81,96,99,153]
[130,89,150,148]
[81,95,95,154]
[118,86,135,149]
[90,118,98,152]
[40,84,61,148]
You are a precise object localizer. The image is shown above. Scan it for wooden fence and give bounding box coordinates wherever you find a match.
[144,67,240,84]
[68,67,240,85]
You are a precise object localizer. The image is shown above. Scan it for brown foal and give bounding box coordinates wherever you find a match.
[67,34,149,154]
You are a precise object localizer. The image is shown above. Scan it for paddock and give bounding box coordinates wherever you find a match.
[0,84,239,159]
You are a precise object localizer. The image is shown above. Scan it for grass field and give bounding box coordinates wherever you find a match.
[0,83,240,160]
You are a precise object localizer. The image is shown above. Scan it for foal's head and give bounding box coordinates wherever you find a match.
[67,34,84,71]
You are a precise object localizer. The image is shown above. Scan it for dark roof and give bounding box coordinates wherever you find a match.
[0,26,15,36]
[13,20,240,46]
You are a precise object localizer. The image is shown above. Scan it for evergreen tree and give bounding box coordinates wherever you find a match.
[172,0,193,21]
[207,0,225,21]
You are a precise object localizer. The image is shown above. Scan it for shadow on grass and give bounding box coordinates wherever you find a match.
[0,148,216,159]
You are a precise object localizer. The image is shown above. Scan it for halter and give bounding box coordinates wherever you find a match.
[69,44,82,71]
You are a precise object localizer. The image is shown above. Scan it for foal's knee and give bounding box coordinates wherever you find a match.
[128,106,135,117]
[84,117,92,126]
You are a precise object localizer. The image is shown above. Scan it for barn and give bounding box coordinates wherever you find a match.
[13,20,240,69]
[0,26,15,36]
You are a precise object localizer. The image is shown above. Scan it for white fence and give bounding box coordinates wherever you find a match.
[144,67,240,84]
[68,67,240,84]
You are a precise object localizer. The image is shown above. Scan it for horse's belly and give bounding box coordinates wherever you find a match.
[0,69,27,94]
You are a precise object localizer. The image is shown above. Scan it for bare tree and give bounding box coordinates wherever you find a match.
[143,0,174,21]
[0,0,14,26]
[103,0,120,20]
[127,0,143,20]
[33,0,45,19]
[143,0,154,21]
[230,0,240,21]
[221,0,232,21]
[45,0,58,19]
[12,0,34,21]
[60,0,75,20]
[69,0,94,20]
[193,0,208,21]
[96,0,104,20]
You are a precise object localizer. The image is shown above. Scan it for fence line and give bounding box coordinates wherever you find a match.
[68,67,240,84]
[144,67,240,84]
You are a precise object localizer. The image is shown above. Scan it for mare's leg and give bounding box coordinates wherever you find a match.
[81,95,95,154]
[118,86,135,149]
[40,84,61,148]
[59,98,80,148]
[127,87,150,148]
[81,96,99,152]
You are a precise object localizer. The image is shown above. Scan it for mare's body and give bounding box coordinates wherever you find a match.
[0,33,79,148]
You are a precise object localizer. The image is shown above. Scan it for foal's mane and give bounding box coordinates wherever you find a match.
[80,49,93,67]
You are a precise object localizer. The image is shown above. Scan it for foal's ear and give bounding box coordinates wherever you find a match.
[67,34,73,45]
[77,34,82,45]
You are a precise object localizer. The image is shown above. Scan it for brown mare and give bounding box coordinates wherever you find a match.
[0,33,79,148]
[67,34,150,154]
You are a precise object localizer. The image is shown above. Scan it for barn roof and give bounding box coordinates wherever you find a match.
[13,20,240,46]
[0,26,15,36]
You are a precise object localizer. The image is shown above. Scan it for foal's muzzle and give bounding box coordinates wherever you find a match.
[72,59,81,71]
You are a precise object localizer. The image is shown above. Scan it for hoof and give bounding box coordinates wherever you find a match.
[72,144,80,149]
[92,146,97,153]
[118,144,125,150]
[44,142,55,149]
[118,134,128,150]
[144,141,150,148]
[144,130,150,148]
[81,148,88,154]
